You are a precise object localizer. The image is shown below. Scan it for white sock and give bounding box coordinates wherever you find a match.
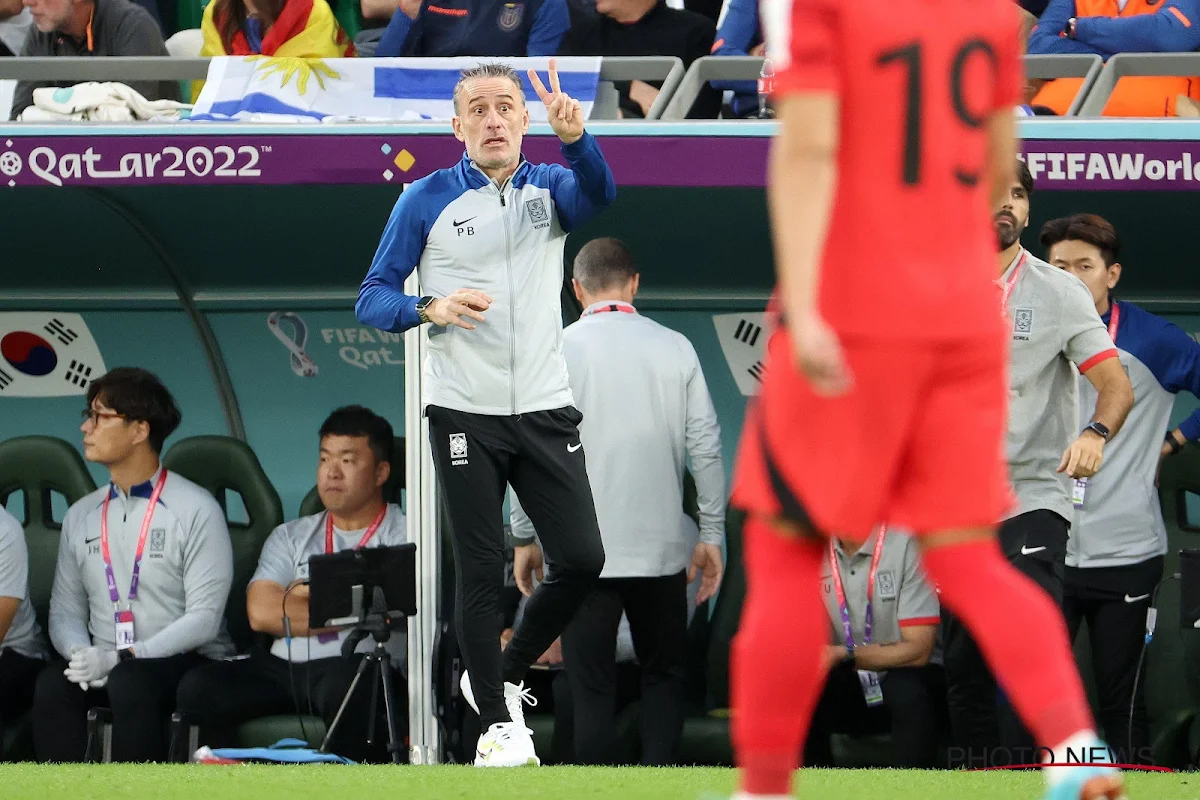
[1044,729,1100,786]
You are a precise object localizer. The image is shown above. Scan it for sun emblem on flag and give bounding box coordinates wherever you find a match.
[246,56,342,93]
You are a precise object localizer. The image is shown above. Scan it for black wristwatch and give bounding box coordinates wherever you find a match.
[118,647,136,661]
[1065,17,1078,38]
[415,295,436,325]
[843,644,856,665]
[1166,431,1184,455]
[1083,421,1111,442]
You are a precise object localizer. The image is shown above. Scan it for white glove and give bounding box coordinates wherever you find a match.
[64,647,119,690]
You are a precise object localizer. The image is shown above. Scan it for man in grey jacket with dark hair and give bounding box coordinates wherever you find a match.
[32,368,234,763]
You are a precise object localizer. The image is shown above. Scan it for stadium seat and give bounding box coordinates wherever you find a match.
[162,435,284,652]
[1147,445,1200,768]
[297,436,406,517]
[0,436,97,762]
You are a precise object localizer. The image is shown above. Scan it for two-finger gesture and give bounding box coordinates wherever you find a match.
[529,58,584,144]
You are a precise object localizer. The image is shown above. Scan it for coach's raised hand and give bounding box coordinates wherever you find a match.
[529,59,584,145]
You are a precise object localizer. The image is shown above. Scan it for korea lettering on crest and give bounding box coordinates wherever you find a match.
[877,570,897,600]
[1013,307,1034,340]
[525,197,549,225]
[450,432,468,466]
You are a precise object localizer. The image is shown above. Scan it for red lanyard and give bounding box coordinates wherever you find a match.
[999,250,1027,312]
[828,528,887,649]
[100,470,168,608]
[1107,300,1120,343]
[582,302,636,317]
[325,505,387,554]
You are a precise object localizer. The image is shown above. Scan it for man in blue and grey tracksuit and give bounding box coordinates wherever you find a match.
[355,60,616,767]
[1042,213,1200,766]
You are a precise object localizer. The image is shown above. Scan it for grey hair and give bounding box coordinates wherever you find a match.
[453,63,526,115]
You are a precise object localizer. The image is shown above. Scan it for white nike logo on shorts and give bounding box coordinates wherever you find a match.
[1020,545,1046,555]
[567,443,582,453]
[1124,593,1150,603]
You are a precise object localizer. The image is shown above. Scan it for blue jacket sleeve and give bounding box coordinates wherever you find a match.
[1028,0,1111,55]
[1141,318,1200,441]
[527,0,569,56]
[550,132,617,232]
[710,0,759,94]
[356,190,425,333]
[1075,0,1200,54]
[376,8,418,57]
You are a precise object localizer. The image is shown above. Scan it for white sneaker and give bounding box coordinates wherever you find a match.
[459,671,539,729]
[474,721,540,767]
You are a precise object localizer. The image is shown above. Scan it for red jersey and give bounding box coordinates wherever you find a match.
[763,0,1023,340]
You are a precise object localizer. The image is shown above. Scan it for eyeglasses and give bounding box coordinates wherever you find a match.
[81,409,125,426]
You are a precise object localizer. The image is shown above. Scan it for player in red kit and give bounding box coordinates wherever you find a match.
[729,1,1127,799]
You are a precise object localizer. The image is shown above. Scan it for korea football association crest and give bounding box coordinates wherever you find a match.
[497,2,524,31]
[450,432,468,466]
[1012,307,1034,341]
[525,196,550,228]
[149,528,167,558]
[876,570,897,600]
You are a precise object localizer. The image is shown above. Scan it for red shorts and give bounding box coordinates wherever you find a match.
[731,329,1014,540]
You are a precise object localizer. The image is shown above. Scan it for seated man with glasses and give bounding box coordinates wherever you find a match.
[31,367,235,763]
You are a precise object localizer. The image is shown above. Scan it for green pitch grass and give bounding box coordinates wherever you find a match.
[0,765,1193,800]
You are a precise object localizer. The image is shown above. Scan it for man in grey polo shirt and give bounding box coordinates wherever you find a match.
[806,527,943,768]
[510,237,725,766]
[943,160,1135,767]
[33,367,235,763]
[176,406,407,764]
[0,505,50,746]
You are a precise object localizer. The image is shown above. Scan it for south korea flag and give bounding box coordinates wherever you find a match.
[713,312,767,397]
[0,313,107,398]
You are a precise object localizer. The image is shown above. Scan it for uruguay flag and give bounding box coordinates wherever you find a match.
[190,56,602,123]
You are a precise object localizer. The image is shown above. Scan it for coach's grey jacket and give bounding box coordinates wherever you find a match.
[355,133,617,416]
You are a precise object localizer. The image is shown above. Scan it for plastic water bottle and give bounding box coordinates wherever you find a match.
[757,57,775,119]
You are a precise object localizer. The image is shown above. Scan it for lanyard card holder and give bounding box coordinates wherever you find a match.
[858,669,884,707]
[115,608,136,650]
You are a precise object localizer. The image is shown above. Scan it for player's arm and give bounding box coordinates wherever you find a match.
[770,93,839,326]
[246,526,326,638]
[1058,280,1133,478]
[849,624,937,671]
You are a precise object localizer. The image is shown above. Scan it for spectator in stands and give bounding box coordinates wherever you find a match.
[200,0,355,58]
[708,0,760,117]
[807,527,944,768]
[176,406,407,763]
[353,0,402,55]
[557,0,719,118]
[12,0,175,119]
[942,161,1134,766]
[0,0,32,57]
[1043,213,1200,765]
[1026,0,1200,116]
[374,0,569,58]
[509,238,725,766]
[32,367,235,763]
[0,506,50,750]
